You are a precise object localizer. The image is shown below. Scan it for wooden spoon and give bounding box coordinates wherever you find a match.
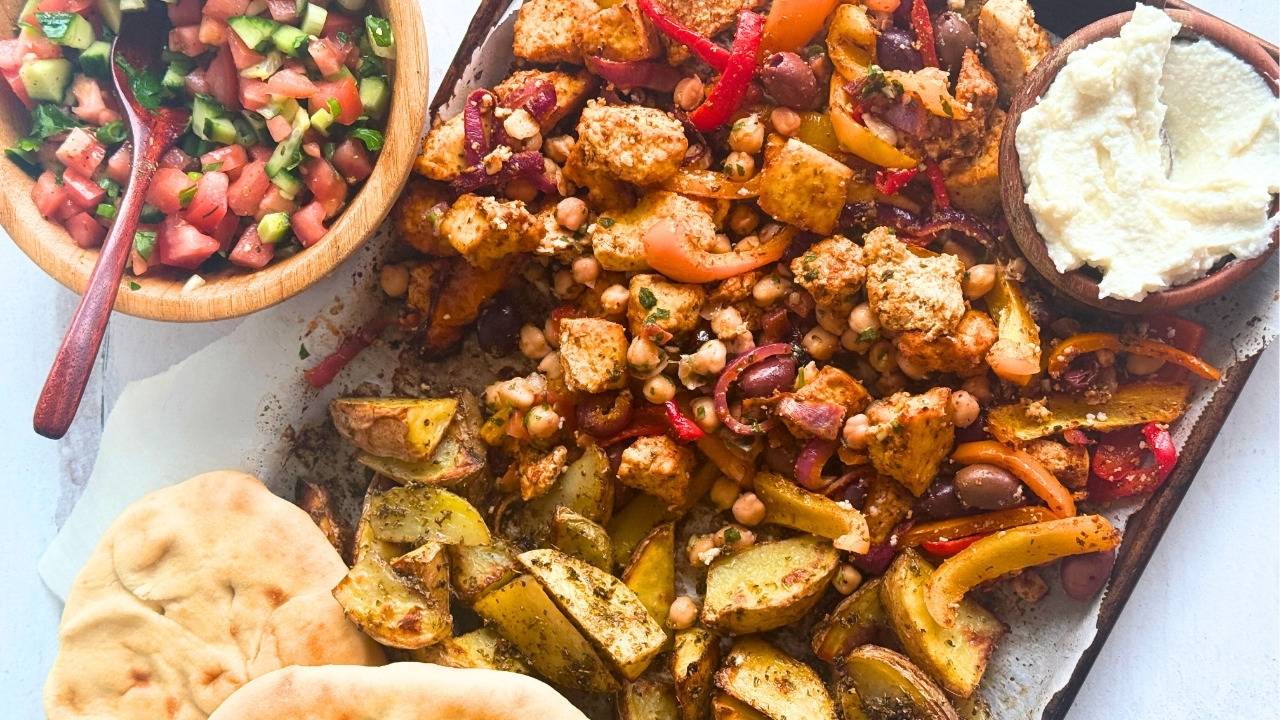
[33,5,190,439]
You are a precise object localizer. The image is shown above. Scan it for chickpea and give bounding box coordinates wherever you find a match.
[524,404,562,438]
[949,389,981,428]
[537,351,563,380]
[727,204,760,236]
[961,373,993,403]
[736,235,760,251]
[715,524,756,552]
[842,413,870,450]
[709,476,740,510]
[770,106,802,137]
[711,306,746,339]
[1096,349,1116,367]
[731,492,766,526]
[752,274,790,306]
[723,151,756,180]
[728,114,765,154]
[802,326,839,360]
[519,324,552,360]
[571,256,600,286]
[600,283,630,315]
[878,369,908,395]
[543,317,560,348]
[1126,353,1166,376]
[502,107,540,140]
[691,396,721,433]
[667,596,699,629]
[555,197,589,231]
[709,233,733,254]
[942,238,976,268]
[841,328,871,352]
[868,339,896,373]
[847,301,880,336]
[379,263,409,298]
[543,134,576,165]
[628,336,664,375]
[692,339,728,376]
[687,534,717,565]
[552,269,578,299]
[816,305,847,335]
[499,378,536,410]
[673,76,704,111]
[963,264,998,299]
[504,178,539,203]
[833,564,864,595]
[896,350,929,380]
[643,374,677,404]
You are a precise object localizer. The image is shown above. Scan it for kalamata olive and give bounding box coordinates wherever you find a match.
[954,409,989,443]
[831,471,871,510]
[954,463,1027,510]
[576,390,634,438]
[852,543,896,575]
[876,27,924,72]
[1060,549,1117,601]
[475,297,522,355]
[933,11,978,74]
[760,52,822,110]
[738,355,798,398]
[915,480,967,519]
[764,440,799,477]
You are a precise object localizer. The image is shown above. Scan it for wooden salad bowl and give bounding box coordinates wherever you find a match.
[0,0,428,322]
[999,7,1279,315]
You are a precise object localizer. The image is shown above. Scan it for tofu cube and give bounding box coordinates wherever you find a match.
[575,0,663,63]
[659,0,765,64]
[757,138,853,235]
[945,109,1005,217]
[591,190,717,271]
[627,274,706,339]
[864,227,966,339]
[414,113,467,182]
[865,388,956,496]
[513,0,598,63]
[440,194,538,269]
[558,318,630,393]
[617,435,697,506]
[978,0,1052,104]
[573,100,688,186]
[790,235,867,315]
[495,69,598,131]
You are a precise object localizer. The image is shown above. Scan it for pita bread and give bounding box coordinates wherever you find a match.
[207,663,591,719]
[44,471,386,719]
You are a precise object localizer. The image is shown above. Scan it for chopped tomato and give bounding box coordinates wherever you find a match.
[248,145,273,162]
[239,77,270,110]
[147,167,197,215]
[31,171,67,219]
[227,160,270,216]
[64,212,106,249]
[55,128,107,179]
[63,169,107,210]
[332,138,373,182]
[202,0,250,21]
[300,157,347,217]
[206,44,242,111]
[307,37,351,77]
[159,146,196,171]
[200,144,248,176]
[211,206,240,251]
[1088,426,1163,501]
[184,67,210,96]
[167,0,203,25]
[266,68,317,98]
[169,25,208,57]
[197,16,228,46]
[320,10,357,37]
[0,38,32,108]
[185,171,229,234]
[309,75,362,124]
[264,0,299,22]
[229,224,275,268]
[226,29,264,70]
[18,27,62,60]
[266,114,292,142]
[291,201,328,247]
[71,76,119,125]
[254,185,297,219]
[52,198,81,222]
[156,217,220,269]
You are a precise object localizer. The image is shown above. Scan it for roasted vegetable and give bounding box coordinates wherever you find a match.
[985,382,1191,444]
[713,693,770,720]
[950,693,994,720]
[295,480,353,563]
[619,676,681,720]
[950,441,1075,518]
[923,515,1121,627]
[500,445,614,549]
[811,577,898,663]
[673,627,720,720]
[863,470,916,545]
[983,271,1041,386]
[702,535,840,634]
[622,522,677,636]
[330,397,459,462]
[447,538,521,604]
[332,546,451,650]
[755,472,870,553]
[880,549,1006,698]
[836,645,960,720]
[899,506,1056,548]
[407,626,532,675]
[356,394,486,487]
[608,491,679,569]
[715,636,838,720]
[550,506,614,571]
[367,484,491,546]
[1047,332,1220,382]
[825,4,875,79]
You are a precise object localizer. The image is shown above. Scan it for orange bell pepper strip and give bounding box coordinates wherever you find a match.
[923,514,1121,627]
[660,168,760,199]
[643,218,794,283]
[1047,332,1220,382]
[951,441,1076,518]
[696,435,757,488]
[759,0,842,55]
[899,506,1057,548]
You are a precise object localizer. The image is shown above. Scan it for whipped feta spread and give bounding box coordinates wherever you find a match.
[1016,5,1279,301]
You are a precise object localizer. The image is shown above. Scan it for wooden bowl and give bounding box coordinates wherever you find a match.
[999,8,1279,315]
[0,0,428,322]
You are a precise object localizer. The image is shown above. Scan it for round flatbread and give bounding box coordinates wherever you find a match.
[207,663,591,719]
[44,471,385,719]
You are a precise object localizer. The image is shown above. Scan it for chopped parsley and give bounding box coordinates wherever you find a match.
[880,270,894,281]
[637,287,657,310]
[349,127,384,152]
[645,308,671,325]
[804,270,819,282]
[177,183,198,207]
[299,344,311,360]
[856,328,878,343]
[890,420,903,433]
[940,97,954,118]
[365,16,394,47]
[862,65,887,97]
[723,527,741,544]
[29,103,79,140]
[114,56,164,111]
[128,281,141,291]
[133,231,156,261]
[598,217,615,228]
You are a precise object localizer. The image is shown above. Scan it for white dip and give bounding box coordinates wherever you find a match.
[1016,4,1279,301]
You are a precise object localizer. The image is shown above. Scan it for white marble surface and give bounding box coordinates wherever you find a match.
[0,1,1275,717]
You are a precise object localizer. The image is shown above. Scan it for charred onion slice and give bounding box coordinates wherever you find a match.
[713,342,794,435]
[794,437,840,491]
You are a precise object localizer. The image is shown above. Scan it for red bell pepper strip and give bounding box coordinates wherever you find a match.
[875,167,918,196]
[664,401,706,442]
[688,10,765,132]
[1088,425,1168,501]
[637,0,730,72]
[304,314,417,389]
[921,533,987,558]
[923,158,950,208]
[1142,422,1177,481]
[600,403,705,445]
[910,0,939,68]
[1149,315,1207,383]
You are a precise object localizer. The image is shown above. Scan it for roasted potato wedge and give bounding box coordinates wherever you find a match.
[408,626,533,675]
[619,676,681,720]
[519,548,667,680]
[880,549,1006,698]
[608,491,678,569]
[672,627,720,720]
[984,271,1041,386]
[367,484,491,546]
[501,445,614,549]
[356,433,485,487]
[295,480,354,564]
[715,636,838,720]
[473,574,619,692]
[622,522,676,635]
[332,547,451,650]
[810,576,899,663]
[755,472,870,553]
[713,693,770,720]
[550,506,614,571]
[447,539,521,604]
[702,535,840,635]
[950,693,994,720]
[836,645,960,720]
[330,397,459,462]
[354,476,409,564]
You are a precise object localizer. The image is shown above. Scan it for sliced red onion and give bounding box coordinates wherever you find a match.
[880,99,927,137]
[576,391,635,438]
[916,208,998,250]
[585,54,686,92]
[462,89,495,166]
[776,398,845,441]
[761,307,792,345]
[714,342,793,435]
[794,437,839,491]
[450,151,554,195]
[839,202,998,252]
[500,78,558,122]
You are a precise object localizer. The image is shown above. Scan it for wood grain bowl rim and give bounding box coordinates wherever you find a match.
[999,7,1280,316]
[0,0,429,322]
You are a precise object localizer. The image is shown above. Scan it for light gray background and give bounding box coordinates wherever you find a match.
[0,1,1275,717]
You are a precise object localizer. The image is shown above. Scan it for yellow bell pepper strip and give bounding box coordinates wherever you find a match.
[760,0,842,55]
[696,435,757,488]
[659,168,760,199]
[1047,332,1221,382]
[951,441,1076,518]
[825,4,876,79]
[984,270,1042,386]
[689,10,764,132]
[985,381,1191,444]
[643,218,795,283]
[899,506,1057,548]
[923,515,1121,628]
[797,111,842,154]
[830,100,920,168]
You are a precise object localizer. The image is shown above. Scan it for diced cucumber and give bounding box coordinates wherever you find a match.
[203,117,238,144]
[239,50,282,80]
[257,212,291,242]
[119,0,147,10]
[309,107,333,135]
[294,0,307,17]
[36,12,96,50]
[191,93,228,142]
[227,15,279,52]
[269,169,303,198]
[161,59,193,91]
[299,3,326,36]
[239,111,268,145]
[271,24,308,56]
[96,0,122,33]
[364,17,394,59]
[265,111,310,178]
[358,76,389,119]
[276,96,302,122]
[79,41,113,79]
[19,59,73,102]
[336,0,364,11]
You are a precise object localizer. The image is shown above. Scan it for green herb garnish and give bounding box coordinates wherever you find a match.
[365,17,393,47]
[96,121,127,145]
[30,104,79,140]
[349,127,383,151]
[598,217,615,228]
[114,56,164,111]
[128,281,141,291]
[300,344,311,360]
[133,230,156,261]
[637,287,657,310]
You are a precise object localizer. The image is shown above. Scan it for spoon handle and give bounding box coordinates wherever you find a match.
[33,132,161,440]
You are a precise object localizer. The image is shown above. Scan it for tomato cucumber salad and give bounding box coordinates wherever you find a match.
[2,0,394,277]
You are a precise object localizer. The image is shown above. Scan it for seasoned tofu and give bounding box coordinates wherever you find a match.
[757,138,853,235]
[616,435,697,506]
[440,194,539,269]
[978,0,1052,104]
[532,208,589,261]
[894,309,998,377]
[591,190,717,271]
[414,113,467,181]
[627,274,706,339]
[950,49,999,161]
[863,470,915,545]
[944,109,1005,217]
[575,0,663,63]
[1024,439,1090,489]
[782,365,872,438]
[790,235,867,315]
[864,227,966,339]
[513,0,598,63]
[495,69,598,131]
[865,388,955,496]
[660,0,765,64]
[392,178,455,256]
[572,100,688,186]
[707,270,765,306]
[558,318,630,393]
[518,446,569,501]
